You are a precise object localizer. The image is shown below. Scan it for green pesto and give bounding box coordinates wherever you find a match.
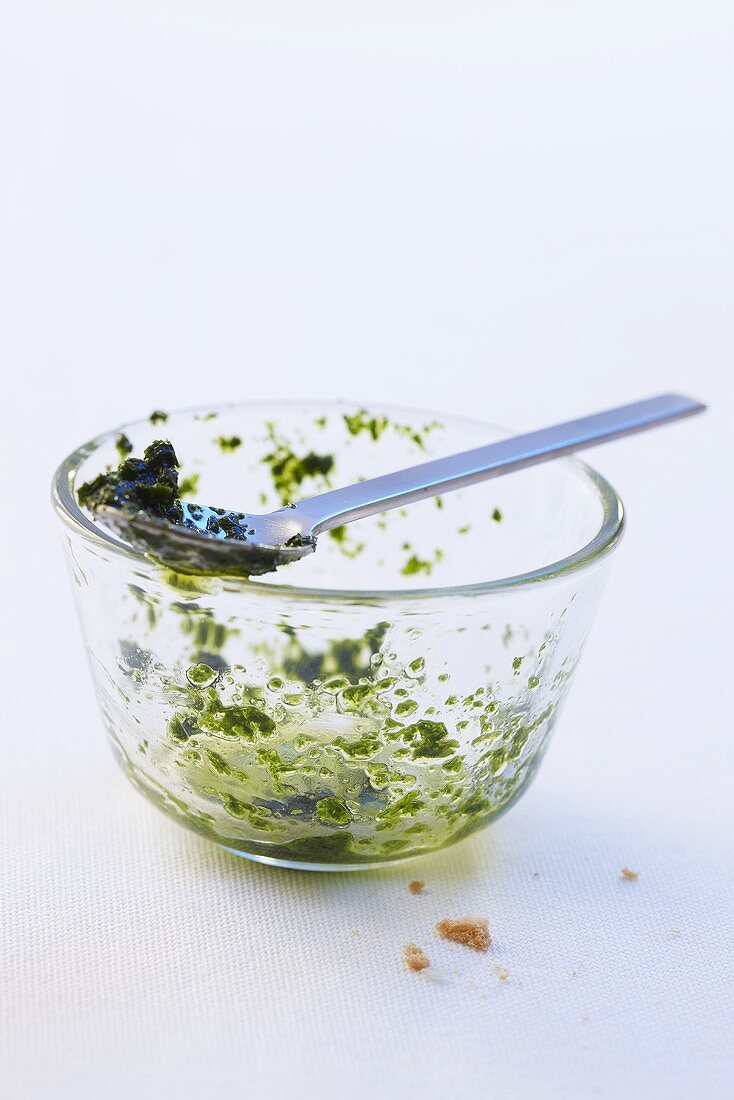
[215,436,243,452]
[401,554,433,577]
[280,622,388,683]
[263,424,334,505]
[401,720,459,760]
[178,473,200,497]
[326,524,365,559]
[314,797,352,826]
[492,508,503,522]
[115,433,133,459]
[400,548,442,577]
[149,410,168,424]
[78,441,289,578]
[124,611,551,866]
[78,440,183,524]
[169,687,276,743]
[343,409,440,451]
[343,409,389,441]
[328,525,347,544]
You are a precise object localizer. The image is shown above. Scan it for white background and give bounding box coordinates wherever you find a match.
[2,3,733,1098]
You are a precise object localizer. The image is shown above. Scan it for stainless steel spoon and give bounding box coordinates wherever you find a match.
[98,393,705,575]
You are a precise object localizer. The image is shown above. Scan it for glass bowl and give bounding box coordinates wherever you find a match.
[52,400,623,870]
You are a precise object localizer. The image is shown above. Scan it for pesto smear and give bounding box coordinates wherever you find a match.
[116,590,558,866]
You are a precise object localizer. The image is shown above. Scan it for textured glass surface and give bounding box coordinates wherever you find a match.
[54,402,622,869]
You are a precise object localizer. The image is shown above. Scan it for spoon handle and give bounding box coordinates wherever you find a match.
[294,393,705,536]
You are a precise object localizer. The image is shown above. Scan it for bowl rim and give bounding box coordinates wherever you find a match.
[51,398,625,603]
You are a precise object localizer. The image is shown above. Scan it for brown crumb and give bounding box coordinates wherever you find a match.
[408,880,425,894]
[620,867,639,881]
[493,965,510,982]
[436,917,491,952]
[404,943,430,972]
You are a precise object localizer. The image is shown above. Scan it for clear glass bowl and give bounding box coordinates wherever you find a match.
[52,401,623,870]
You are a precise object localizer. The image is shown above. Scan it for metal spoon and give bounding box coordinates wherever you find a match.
[98,393,705,576]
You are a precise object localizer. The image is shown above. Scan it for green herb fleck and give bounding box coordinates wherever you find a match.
[115,433,133,459]
[263,425,334,504]
[401,555,433,577]
[216,435,242,452]
[314,797,352,826]
[178,473,200,497]
[344,409,389,441]
[401,720,459,760]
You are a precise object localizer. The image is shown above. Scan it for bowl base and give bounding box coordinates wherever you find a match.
[218,843,426,872]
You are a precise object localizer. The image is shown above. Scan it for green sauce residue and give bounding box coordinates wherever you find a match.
[343,408,440,451]
[149,410,168,424]
[115,593,550,866]
[263,424,334,504]
[401,720,459,760]
[78,440,183,524]
[215,436,242,452]
[327,524,365,559]
[314,797,352,826]
[344,409,389,441]
[170,690,276,743]
[400,547,443,577]
[115,433,133,459]
[178,473,200,497]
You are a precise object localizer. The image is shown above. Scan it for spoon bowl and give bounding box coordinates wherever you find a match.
[97,501,315,575]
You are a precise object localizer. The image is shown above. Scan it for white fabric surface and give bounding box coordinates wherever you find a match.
[2,3,733,1098]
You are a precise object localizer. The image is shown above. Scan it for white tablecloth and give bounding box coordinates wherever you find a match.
[2,4,732,1097]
